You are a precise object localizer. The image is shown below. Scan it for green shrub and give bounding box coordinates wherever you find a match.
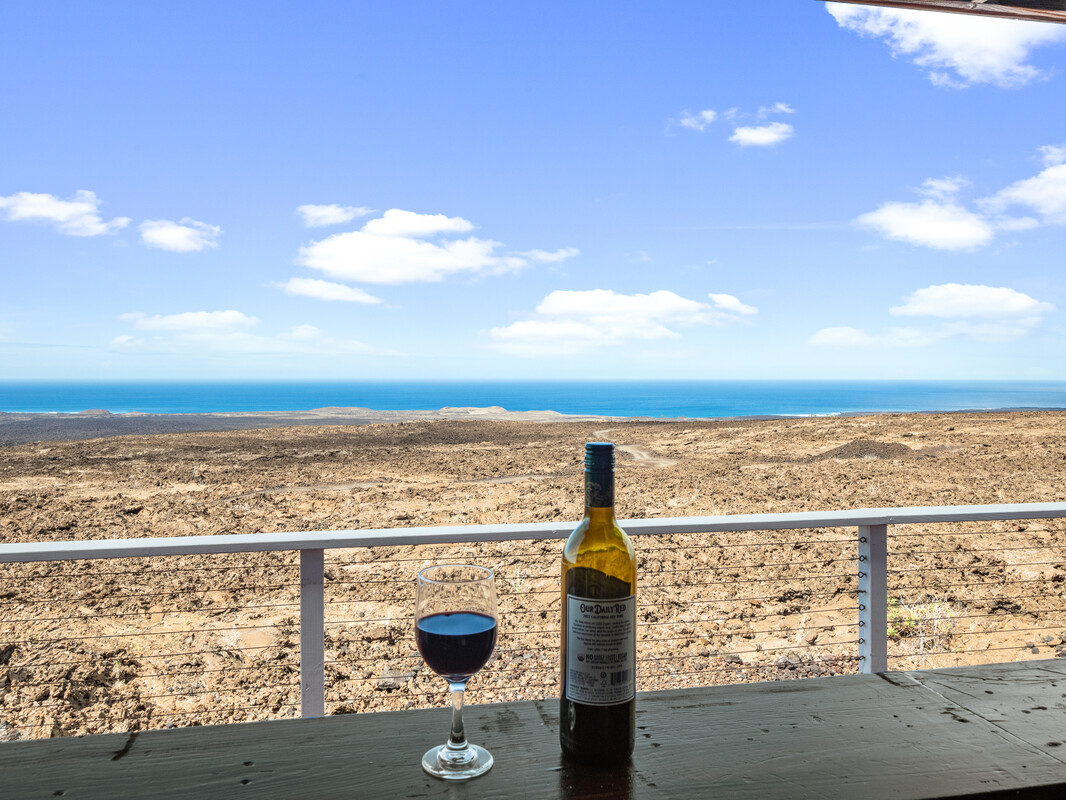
[887,595,957,652]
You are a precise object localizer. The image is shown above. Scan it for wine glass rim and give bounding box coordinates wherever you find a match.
[418,563,494,584]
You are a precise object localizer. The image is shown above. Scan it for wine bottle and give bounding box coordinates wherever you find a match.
[560,442,636,765]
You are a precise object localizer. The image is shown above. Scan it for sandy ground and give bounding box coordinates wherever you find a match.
[2,409,1065,740]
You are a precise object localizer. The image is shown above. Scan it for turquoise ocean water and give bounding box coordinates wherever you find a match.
[1,380,1065,418]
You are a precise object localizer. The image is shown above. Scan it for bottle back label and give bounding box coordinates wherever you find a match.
[565,594,635,705]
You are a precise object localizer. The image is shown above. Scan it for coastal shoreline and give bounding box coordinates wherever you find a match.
[2,404,1063,446]
[0,406,619,446]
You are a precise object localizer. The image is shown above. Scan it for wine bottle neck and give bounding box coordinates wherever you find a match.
[584,468,614,511]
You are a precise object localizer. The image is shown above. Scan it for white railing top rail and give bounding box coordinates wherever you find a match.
[3,501,1066,563]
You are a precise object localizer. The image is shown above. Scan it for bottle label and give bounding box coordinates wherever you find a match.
[565,594,635,705]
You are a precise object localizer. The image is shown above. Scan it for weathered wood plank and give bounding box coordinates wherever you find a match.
[0,703,556,800]
[2,662,1065,799]
[611,669,1066,798]
[914,659,1066,766]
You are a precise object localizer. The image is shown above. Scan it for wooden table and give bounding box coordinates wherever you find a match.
[2,660,1066,799]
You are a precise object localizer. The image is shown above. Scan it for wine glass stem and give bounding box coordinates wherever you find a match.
[447,683,467,750]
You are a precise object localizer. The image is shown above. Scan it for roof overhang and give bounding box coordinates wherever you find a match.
[819,1,1066,24]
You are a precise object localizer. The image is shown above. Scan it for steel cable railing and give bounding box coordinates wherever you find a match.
[0,549,302,739]
[882,524,1066,669]
[318,524,860,715]
[2,504,1066,740]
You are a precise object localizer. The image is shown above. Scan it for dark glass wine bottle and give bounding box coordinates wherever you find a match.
[560,442,636,765]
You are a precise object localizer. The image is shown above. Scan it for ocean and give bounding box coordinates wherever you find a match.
[1,380,1065,419]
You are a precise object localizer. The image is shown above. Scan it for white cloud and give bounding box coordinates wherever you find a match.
[757,102,795,118]
[810,326,875,348]
[516,247,580,263]
[0,190,129,236]
[729,122,794,147]
[709,293,758,316]
[534,289,710,326]
[119,310,258,332]
[857,148,1066,250]
[1040,144,1066,167]
[298,230,502,285]
[678,105,797,143]
[296,204,374,227]
[984,163,1066,226]
[284,324,323,342]
[273,325,384,354]
[855,199,994,250]
[297,208,571,285]
[140,218,221,252]
[940,318,1044,343]
[920,176,968,200]
[276,277,383,304]
[809,326,942,348]
[679,109,717,131]
[812,283,1054,348]
[362,209,474,238]
[488,288,756,357]
[826,3,1066,88]
[993,215,1040,232]
[113,312,392,357]
[488,319,621,356]
[889,283,1054,318]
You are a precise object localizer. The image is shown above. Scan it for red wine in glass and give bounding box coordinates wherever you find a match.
[415,565,498,781]
[416,611,497,682]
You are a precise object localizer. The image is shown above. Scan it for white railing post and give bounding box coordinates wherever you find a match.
[858,524,888,674]
[300,548,325,717]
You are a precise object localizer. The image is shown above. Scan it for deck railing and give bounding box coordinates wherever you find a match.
[2,501,1066,734]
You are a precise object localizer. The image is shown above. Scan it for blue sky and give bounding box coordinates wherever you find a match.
[2,1,1066,381]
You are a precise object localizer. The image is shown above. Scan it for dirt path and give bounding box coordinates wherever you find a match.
[617,444,677,468]
[592,429,677,468]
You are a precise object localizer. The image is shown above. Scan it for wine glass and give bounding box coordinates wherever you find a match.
[415,564,498,780]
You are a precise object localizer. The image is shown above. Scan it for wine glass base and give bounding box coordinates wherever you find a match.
[422,743,494,781]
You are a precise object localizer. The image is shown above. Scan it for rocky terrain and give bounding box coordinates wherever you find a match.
[2,410,1065,740]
